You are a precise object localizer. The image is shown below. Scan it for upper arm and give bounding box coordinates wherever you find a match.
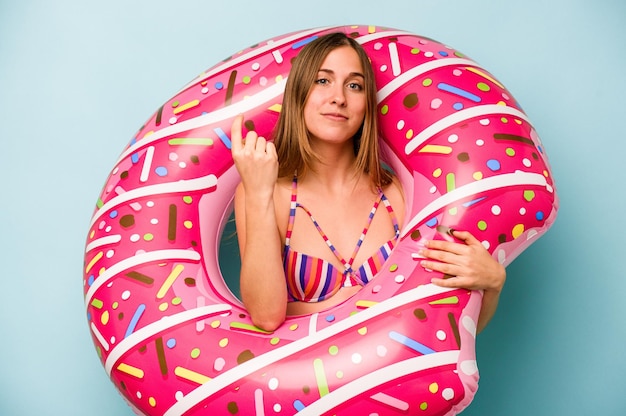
[233,182,247,258]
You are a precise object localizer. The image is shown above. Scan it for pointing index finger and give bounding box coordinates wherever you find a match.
[230,114,244,152]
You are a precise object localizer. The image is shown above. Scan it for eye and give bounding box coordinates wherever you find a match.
[347,82,363,91]
[315,78,329,85]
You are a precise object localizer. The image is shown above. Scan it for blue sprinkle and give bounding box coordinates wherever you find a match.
[214,127,231,149]
[325,314,335,322]
[109,210,118,219]
[292,36,318,49]
[438,51,449,57]
[537,145,544,154]
[463,197,486,207]
[486,159,501,171]
[536,211,545,221]
[437,82,481,102]
[389,331,436,355]
[215,81,224,90]
[86,312,91,321]
[453,102,464,110]
[88,275,95,286]
[293,400,306,411]
[166,338,177,348]
[426,217,438,227]
[125,304,146,338]
[131,153,139,164]
[155,166,168,177]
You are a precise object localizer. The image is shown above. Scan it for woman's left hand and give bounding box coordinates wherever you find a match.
[418,229,506,293]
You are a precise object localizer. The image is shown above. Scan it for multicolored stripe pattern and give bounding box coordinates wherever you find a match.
[284,176,400,302]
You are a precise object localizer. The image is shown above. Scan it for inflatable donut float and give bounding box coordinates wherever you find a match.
[83,25,558,415]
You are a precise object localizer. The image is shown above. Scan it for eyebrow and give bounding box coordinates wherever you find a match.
[318,68,365,79]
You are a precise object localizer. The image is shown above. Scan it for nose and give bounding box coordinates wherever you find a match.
[330,85,346,106]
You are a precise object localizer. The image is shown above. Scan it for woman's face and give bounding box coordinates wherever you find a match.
[303,46,367,147]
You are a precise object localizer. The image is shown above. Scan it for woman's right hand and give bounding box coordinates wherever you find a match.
[230,114,278,198]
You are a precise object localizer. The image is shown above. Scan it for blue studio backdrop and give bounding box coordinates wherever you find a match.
[1,1,625,415]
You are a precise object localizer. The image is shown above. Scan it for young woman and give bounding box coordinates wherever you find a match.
[231,32,505,333]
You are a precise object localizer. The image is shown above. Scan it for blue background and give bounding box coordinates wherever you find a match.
[1,0,625,414]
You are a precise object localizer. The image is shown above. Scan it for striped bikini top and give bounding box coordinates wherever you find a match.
[283,176,400,303]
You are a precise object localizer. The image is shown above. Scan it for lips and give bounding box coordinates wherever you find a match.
[322,112,348,121]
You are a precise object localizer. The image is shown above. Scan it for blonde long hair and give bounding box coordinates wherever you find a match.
[272,32,393,188]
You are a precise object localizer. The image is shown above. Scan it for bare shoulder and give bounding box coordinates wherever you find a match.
[383,178,406,227]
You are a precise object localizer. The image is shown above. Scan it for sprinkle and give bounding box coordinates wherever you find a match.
[85,251,103,274]
[168,138,215,146]
[254,389,265,414]
[124,304,146,338]
[388,41,401,76]
[448,312,461,348]
[429,296,459,305]
[225,71,237,105]
[168,204,177,242]
[230,322,272,334]
[125,271,154,285]
[155,337,168,375]
[437,83,481,102]
[172,99,199,115]
[389,331,436,355]
[214,127,231,149]
[313,358,330,397]
[419,144,452,154]
[464,66,504,88]
[292,36,317,50]
[156,264,184,299]
[370,392,409,411]
[355,300,378,309]
[174,366,210,385]
[117,362,144,379]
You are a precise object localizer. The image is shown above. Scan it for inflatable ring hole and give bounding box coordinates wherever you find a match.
[218,209,241,299]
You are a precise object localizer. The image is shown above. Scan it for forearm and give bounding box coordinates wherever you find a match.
[239,195,287,331]
[476,288,501,333]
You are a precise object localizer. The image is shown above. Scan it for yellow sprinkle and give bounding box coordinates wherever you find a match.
[405,129,414,139]
[85,251,103,274]
[219,338,229,348]
[158,302,168,312]
[313,359,330,397]
[210,320,221,328]
[117,363,144,379]
[156,264,184,299]
[429,296,459,305]
[230,321,272,334]
[268,103,282,113]
[172,99,200,115]
[174,366,211,385]
[100,310,109,325]
[429,382,439,393]
[148,397,156,407]
[89,230,95,239]
[358,327,368,335]
[433,168,442,178]
[368,25,376,33]
[289,324,299,331]
[464,67,504,89]
[473,171,483,180]
[512,224,525,239]
[356,300,378,309]
[419,145,453,154]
